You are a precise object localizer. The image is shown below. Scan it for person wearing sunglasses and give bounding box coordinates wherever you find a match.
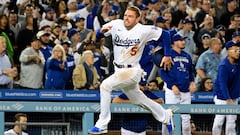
[212,40,240,135]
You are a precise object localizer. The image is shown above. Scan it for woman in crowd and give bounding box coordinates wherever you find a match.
[198,77,213,92]
[45,44,67,89]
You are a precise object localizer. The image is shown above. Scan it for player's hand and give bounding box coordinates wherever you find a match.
[172,85,180,95]
[101,26,112,34]
[155,98,164,104]
[59,63,65,70]
[226,99,234,105]
[160,56,173,70]
[34,56,42,64]
[189,82,196,94]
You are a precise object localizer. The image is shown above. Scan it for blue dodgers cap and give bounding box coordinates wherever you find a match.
[172,34,186,42]
[232,31,240,38]
[61,40,72,46]
[182,18,193,24]
[201,33,211,40]
[216,25,226,31]
[226,0,234,3]
[68,29,79,38]
[156,16,167,23]
[149,0,161,4]
[225,40,239,50]
[108,9,117,16]
[74,15,85,22]
[45,7,54,13]
[138,4,148,10]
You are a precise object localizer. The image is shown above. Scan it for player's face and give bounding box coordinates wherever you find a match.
[228,46,240,60]
[18,116,27,130]
[123,9,139,30]
[175,40,185,49]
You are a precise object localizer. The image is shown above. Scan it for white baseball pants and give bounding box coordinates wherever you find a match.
[162,86,191,135]
[121,127,146,135]
[95,66,169,130]
[212,96,237,135]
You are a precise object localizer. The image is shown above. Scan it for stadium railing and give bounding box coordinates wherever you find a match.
[1,89,240,135]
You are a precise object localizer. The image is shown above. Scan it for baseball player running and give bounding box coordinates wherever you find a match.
[88,6,174,134]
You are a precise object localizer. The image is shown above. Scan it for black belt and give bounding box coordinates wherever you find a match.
[113,62,133,68]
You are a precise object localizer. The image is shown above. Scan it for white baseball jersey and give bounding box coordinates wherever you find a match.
[4,129,28,135]
[103,19,163,65]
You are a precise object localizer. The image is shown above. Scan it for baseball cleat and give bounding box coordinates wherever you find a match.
[164,109,175,134]
[88,126,108,134]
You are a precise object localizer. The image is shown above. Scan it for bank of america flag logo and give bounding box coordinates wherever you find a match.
[90,104,100,111]
[11,103,24,110]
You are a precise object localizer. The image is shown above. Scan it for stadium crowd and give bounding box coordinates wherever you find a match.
[0,0,239,91]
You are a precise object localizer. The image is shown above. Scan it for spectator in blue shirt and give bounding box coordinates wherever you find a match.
[37,30,52,61]
[61,40,75,90]
[45,44,67,89]
[0,36,17,89]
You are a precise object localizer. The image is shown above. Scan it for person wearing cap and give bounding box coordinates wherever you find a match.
[212,40,240,135]
[74,15,92,42]
[39,7,56,30]
[149,14,176,83]
[148,0,161,13]
[68,28,83,65]
[195,38,223,89]
[160,33,195,135]
[66,0,80,19]
[89,6,174,135]
[145,0,160,23]
[155,16,167,28]
[177,18,197,63]
[51,23,65,45]
[221,31,240,58]
[19,36,45,89]
[216,25,227,45]
[108,9,118,21]
[61,40,75,90]
[37,30,52,61]
[145,16,169,82]
[232,31,240,43]
[196,33,211,55]
[138,4,153,25]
